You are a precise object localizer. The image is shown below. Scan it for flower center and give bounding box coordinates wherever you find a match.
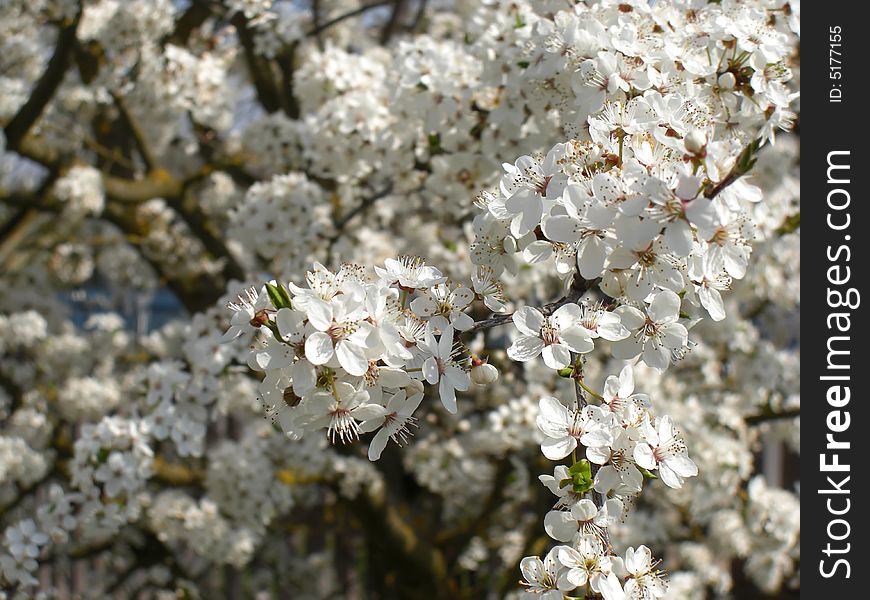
[327,406,359,444]
[540,320,561,346]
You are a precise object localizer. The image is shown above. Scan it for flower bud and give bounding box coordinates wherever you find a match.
[470,362,499,385]
[684,129,707,155]
[717,71,736,90]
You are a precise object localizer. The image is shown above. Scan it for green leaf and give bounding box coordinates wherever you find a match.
[517,60,530,69]
[428,133,443,155]
[776,212,800,235]
[638,466,658,479]
[557,366,575,378]
[97,448,110,464]
[567,459,594,494]
[266,283,292,310]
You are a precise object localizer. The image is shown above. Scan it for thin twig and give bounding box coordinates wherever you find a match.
[744,408,800,425]
[467,273,593,333]
[306,1,392,38]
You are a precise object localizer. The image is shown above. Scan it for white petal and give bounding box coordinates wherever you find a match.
[513,306,545,336]
[633,443,657,470]
[577,236,608,279]
[438,379,458,414]
[305,298,333,331]
[641,341,670,371]
[422,357,440,385]
[352,404,388,422]
[560,327,595,354]
[523,240,554,264]
[304,332,334,365]
[368,429,390,461]
[659,322,688,349]
[647,290,681,323]
[410,297,437,317]
[610,335,643,360]
[445,366,470,392]
[542,344,571,369]
[664,221,693,257]
[276,308,304,340]
[542,215,580,243]
[451,287,474,308]
[699,286,726,321]
[507,336,545,361]
[539,397,569,426]
[658,463,682,488]
[451,312,475,331]
[665,455,698,478]
[544,511,577,543]
[541,435,577,461]
[336,340,369,376]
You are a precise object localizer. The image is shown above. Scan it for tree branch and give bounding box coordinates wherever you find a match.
[704,138,762,199]
[230,11,283,114]
[467,272,593,333]
[744,408,800,425]
[3,10,81,151]
[164,0,214,47]
[110,91,157,172]
[380,0,408,44]
[306,1,392,38]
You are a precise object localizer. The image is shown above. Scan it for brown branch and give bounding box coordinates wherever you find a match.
[332,184,394,231]
[436,459,512,555]
[352,483,451,598]
[103,170,183,204]
[468,272,593,333]
[3,10,81,151]
[164,0,214,47]
[306,1,392,38]
[110,92,157,172]
[169,187,246,283]
[704,138,762,199]
[230,11,283,113]
[275,44,300,119]
[380,0,408,44]
[744,408,800,425]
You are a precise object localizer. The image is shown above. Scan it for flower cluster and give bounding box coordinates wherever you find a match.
[225,258,510,460]
[522,366,696,598]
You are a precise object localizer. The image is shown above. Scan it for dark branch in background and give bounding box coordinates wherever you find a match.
[230,11,283,113]
[437,459,512,563]
[275,44,300,119]
[380,0,408,44]
[306,0,392,38]
[311,0,324,49]
[3,10,81,151]
[744,408,800,425]
[170,187,246,283]
[332,185,394,232]
[164,0,214,47]
[352,484,451,598]
[111,92,157,172]
[409,0,429,32]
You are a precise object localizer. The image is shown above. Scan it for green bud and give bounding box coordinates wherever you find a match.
[266,283,292,310]
[638,466,658,479]
[567,459,594,494]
